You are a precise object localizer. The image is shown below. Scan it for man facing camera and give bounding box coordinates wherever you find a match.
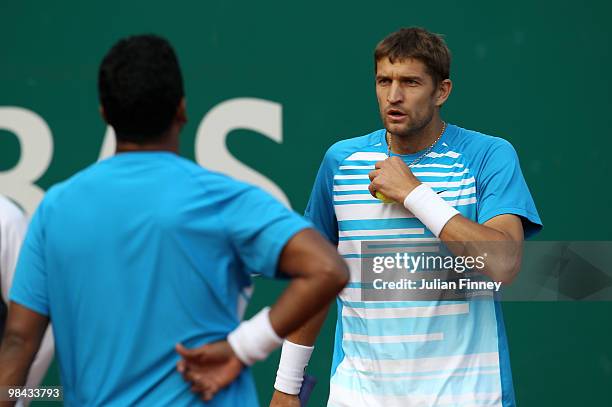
[0,35,348,406]
[269,27,542,407]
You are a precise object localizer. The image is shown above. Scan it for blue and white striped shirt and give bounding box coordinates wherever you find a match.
[305,124,542,407]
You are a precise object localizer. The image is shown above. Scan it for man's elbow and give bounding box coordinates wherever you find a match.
[317,257,350,293]
[2,330,27,351]
[1,329,36,359]
[490,260,521,285]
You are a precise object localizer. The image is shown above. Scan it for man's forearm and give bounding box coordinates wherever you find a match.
[227,229,347,368]
[396,179,524,284]
[439,214,523,284]
[0,333,34,392]
[368,158,524,284]
[285,305,330,346]
[266,229,347,338]
[270,230,343,400]
[269,268,344,338]
[271,305,330,400]
[0,303,50,400]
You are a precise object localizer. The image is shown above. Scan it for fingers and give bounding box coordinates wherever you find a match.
[368,169,380,182]
[177,360,196,384]
[375,158,397,169]
[191,379,218,402]
[175,341,242,402]
[201,382,220,402]
[198,387,216,402]
[189,372,220,401]
[368,183,377,198]
[177,341,230,363]
[181,365,220,401]
[392,156,410,171]
[369,169,383,198]
[184,367,202,383]
[379,156,407,170]
[176,343,206,361]
[190,381,204,394]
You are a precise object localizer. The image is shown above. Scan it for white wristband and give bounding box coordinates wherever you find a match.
[274,340,315,395]
[403,184,460,237]
[227,307,283,366]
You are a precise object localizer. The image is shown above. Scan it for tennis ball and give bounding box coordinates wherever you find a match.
[375,191,395,204]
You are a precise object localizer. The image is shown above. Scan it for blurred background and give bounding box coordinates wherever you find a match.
[1,1,611,405]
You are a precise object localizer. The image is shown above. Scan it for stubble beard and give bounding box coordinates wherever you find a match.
[384,109,434,141]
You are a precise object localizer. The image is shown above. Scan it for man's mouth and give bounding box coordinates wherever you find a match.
[386,109,407,121]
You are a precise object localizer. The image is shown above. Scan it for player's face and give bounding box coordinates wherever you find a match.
[375,57,441,138]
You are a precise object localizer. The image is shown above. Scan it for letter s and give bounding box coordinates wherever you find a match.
[194,98,290,207]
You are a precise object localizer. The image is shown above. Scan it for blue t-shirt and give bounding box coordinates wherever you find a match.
[10,152,310,406]
[305,124,542,407]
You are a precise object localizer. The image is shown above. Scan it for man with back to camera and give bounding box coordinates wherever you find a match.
[257,27,542,406]
[0,34,349,406]
[0,195,54,407]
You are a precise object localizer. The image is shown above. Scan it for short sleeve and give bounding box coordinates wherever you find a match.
[9,202,50,316]
[220,185,311,278]
[304,148,339,245]
[476,139,543,239]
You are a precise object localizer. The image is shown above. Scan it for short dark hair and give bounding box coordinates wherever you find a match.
[98,34,184,143]
[374,27,451,85]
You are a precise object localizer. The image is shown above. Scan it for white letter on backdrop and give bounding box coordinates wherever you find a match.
[194,98,290,207]
[0,107,53,214]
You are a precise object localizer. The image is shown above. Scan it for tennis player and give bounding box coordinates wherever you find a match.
[269,27,543,407]
[0,35,348,406]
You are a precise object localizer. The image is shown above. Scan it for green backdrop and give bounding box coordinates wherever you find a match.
[2,1,611,405]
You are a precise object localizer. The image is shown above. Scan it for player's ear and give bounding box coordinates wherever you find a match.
[175,97,187,124]
[99,105,108,123]
[435,79,452,107]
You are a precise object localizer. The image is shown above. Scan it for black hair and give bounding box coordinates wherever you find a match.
[98,34,184,143]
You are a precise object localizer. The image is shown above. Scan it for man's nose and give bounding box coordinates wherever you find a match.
[387,81,403,104]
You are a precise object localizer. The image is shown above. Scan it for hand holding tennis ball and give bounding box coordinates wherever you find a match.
[375,191,395,204]
[369,157,422,204]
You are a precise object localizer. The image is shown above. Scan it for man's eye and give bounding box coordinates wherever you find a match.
[377,78,390,85]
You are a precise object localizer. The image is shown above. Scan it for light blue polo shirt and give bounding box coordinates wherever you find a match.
[11,151,310,406]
